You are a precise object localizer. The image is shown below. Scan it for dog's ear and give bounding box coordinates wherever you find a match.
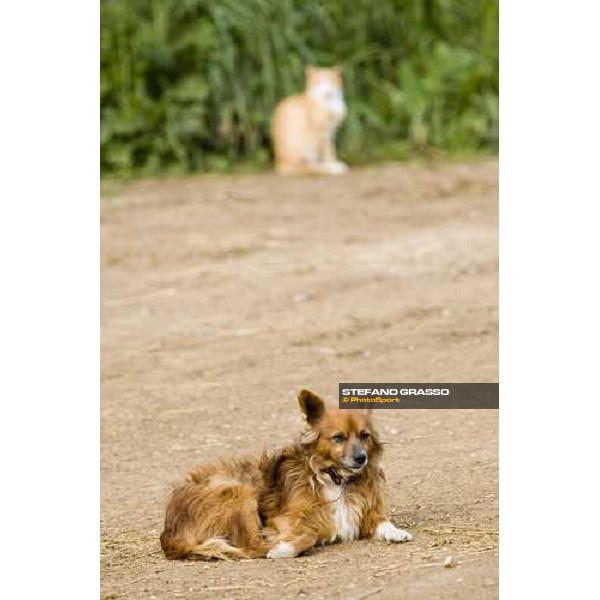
[298,389,326,426]
[362,407,374,426]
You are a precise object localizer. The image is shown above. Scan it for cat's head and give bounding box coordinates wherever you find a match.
[305,65,343,94]
[305,66,345,117]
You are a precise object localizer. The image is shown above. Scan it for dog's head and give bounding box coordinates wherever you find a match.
[298,389,382,484]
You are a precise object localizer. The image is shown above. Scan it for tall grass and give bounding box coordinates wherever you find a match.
[101,0,498,176]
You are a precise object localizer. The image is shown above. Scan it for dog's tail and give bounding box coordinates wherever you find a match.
[162,535,270,560]
[160,535,252,560]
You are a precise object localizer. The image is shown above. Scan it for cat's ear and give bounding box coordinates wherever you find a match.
[305,65,316,81]
[333,64,343,80]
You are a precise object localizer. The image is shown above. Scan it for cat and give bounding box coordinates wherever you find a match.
[272,66,349,175]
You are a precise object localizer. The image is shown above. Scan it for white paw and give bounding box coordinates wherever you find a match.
[326,161,349,175]
[375,521,413,543]
[267,541,297,559]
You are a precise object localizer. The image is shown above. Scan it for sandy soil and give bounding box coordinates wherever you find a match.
[101,160,498,600]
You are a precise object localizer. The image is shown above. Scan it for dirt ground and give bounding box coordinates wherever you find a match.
[101,160,498,600]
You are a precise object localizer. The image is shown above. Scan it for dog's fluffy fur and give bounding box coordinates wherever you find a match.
[160,390,412,560]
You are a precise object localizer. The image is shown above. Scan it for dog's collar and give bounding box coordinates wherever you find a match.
[323,467,343,486]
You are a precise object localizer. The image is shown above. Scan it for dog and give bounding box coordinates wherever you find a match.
[271,66,349,176]
[160,389,412,560]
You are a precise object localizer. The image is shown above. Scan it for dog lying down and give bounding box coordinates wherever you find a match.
[160,389,412,560]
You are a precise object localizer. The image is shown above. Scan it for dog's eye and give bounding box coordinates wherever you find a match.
[331,433,346,444]
[359,431,371,441]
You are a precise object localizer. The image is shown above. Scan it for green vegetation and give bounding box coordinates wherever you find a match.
[101,0,498,176]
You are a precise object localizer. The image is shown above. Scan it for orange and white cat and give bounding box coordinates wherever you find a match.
[272,66,348,176]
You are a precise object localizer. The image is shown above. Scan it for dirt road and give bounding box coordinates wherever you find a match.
[101,160,498,599]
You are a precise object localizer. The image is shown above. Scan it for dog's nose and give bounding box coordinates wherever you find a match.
[354,451,367,465]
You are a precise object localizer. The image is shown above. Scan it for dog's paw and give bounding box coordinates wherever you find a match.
[267,541,297,559]
[375,521,413,543]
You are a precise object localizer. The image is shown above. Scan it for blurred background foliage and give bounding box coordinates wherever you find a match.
[101,0,498,176]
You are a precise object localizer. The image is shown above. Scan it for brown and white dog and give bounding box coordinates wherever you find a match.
[160,390,412,560]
